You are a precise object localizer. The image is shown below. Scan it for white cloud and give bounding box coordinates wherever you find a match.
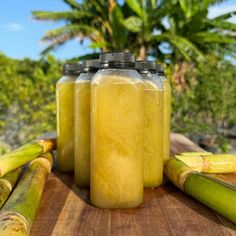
[6,22,25,32]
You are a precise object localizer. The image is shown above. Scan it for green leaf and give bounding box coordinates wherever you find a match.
[42,24,96,41]
[32,11,92,21]
[63,0,80,9]
[206,19,236,31]
[111,6,127,50]
[194,32,236,44]
[179,0,200,19]
[212,10,236,21]
[123,16,142,32]
[155,33,205,62]
[89,41,109,49]
[69,52,101,61]
[152,0,178,20]
[126,0,143,18]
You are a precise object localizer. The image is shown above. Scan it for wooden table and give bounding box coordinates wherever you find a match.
[31,134,236,236]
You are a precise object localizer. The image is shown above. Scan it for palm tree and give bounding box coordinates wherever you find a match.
[32,0,128,57]
[32,0,236,62]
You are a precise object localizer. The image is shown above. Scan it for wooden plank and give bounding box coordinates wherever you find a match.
[30,133,236,236]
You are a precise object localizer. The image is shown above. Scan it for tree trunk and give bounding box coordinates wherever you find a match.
[137,45,147,60]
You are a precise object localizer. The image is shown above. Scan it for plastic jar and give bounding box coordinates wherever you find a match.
[136,61,163,188]
[56,63,81,173]
[157,65,171,164]
[74,59,99,187]
[90,52,144,208]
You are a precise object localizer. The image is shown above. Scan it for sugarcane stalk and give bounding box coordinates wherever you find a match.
[0,152,53,235]
[0,168,22,210]
[164,157,236,223]
[0,138,56,178]
[175,154,236,173]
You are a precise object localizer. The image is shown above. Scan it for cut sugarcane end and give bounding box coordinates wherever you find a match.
[30,157,52,174]
[180,152,213,157]
[37,139,56,153]
[202,154,236,173]
[175,155,204,172]
[0,212,29,236]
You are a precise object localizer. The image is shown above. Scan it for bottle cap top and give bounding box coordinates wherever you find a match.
[63,63,81,76]
[82,59,99,72]
[135,60,156,74]
[156,64,165,75]
[99,52,135,69]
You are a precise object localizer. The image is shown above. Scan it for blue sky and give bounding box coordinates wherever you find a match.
[0,0,236,60]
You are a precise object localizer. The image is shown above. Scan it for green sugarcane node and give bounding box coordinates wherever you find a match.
[164,158,195,190]
[0,157,51,233]
[0,168,23,210]
[0,212,29,236]
[0,180,11,208]
[184,172,236,224]
[3,168,23,187]
[0,143,43,178]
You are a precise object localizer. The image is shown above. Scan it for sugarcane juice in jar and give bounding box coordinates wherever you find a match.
[143,78,164,187]
[90,53,144,208]
[74,60,98,187]
[162,78,171,163]
[56,63,80,173]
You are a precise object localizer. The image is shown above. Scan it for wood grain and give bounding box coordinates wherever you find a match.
[30,133,236,236]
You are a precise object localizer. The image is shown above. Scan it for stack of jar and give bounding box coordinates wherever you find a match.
[56,52,171,208]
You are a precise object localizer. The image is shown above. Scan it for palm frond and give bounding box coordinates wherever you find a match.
[32,11,91,21]
[126,0,143,18]
[194,32,236,44]
[212,10,236,20]
[42,24,97,42]
[69,52,101,61]
[152,0,178,20]
[41,44,61,56]
[110,6,127,50]
[206,19,236,32]
[123,16,142,32]
[179,0,200,19]
[155,33,205,62]
[63,0,81,9]
[202,0,225,9]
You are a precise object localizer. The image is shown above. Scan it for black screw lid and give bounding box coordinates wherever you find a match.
[82,59,99,73]
[135,60,156,74]
[99,52,135,69]
[156,64,165,75]
[63,63,81,76]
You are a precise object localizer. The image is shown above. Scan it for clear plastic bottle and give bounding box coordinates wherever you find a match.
[157,65,171,164]
[136,61,164,188]
[56,63,81,173]
[91,52,144,208]
[74,60,99,187]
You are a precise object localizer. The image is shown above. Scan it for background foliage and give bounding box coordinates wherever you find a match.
[0,0,236,152]
[0,53,61,153]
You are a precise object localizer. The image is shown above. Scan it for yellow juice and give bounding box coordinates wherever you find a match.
[90,74,144,208]
[56,77,75,173]
[144,80,163,187]
[163,79,171,163]
[74,80,91,186]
